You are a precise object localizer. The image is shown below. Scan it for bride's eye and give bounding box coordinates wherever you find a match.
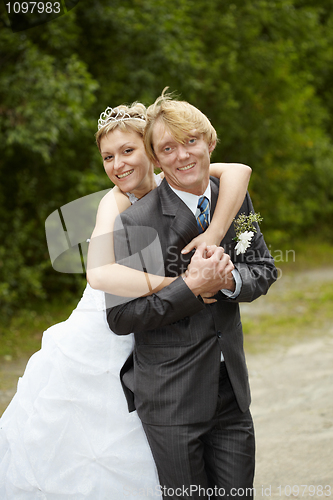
[124,148,134,154]
[104,155,113,161]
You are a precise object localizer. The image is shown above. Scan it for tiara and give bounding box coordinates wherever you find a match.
[98,106,146,130]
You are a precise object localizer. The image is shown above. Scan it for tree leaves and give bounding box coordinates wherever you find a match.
[1,0,333,316]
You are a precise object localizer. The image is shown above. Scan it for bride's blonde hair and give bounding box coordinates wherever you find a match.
[95,102,147,151]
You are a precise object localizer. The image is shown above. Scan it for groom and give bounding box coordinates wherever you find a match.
[107,93,277,499]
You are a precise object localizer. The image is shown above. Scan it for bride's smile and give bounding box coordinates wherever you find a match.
[116,169,134,179]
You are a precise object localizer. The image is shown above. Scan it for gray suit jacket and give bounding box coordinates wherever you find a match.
[107,177,277,426]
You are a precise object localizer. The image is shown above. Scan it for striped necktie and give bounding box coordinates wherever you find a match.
[197,196,210,233]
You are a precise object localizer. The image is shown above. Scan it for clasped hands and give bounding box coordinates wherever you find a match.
[183,242,235,303]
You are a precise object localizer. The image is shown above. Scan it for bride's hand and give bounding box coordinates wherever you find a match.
[181,227,223,255]
[200,291,217,304]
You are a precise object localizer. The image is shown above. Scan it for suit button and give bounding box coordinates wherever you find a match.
[217,330,222,338]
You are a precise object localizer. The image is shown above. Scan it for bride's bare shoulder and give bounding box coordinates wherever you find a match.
[98,185,131,212]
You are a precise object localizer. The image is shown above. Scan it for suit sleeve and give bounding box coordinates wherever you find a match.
[224,192,277,303]
[106,212,205,335]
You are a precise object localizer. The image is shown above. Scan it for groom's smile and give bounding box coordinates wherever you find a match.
[178,162,195,171]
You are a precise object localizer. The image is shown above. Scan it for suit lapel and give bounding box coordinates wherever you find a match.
[158,178,198,245]
[157,178,233,273]
[158,177,220,243]
[156,179,197,275]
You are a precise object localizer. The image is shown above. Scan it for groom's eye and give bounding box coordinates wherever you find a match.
[104,155,113,161]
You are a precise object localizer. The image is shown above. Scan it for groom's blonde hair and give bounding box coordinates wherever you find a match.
[144,88,217,163]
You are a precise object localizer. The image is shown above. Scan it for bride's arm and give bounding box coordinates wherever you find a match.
[87,162,251,297]
[181,162,252,254]
[86,186,176,296]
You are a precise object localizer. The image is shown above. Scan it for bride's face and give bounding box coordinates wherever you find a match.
[100,129,153,198]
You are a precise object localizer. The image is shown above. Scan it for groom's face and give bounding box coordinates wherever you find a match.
[152,121,215,196]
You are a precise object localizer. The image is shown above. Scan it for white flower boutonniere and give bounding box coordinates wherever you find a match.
[233,212,263,255]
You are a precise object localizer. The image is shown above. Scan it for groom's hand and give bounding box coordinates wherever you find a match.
[184,242,235,297]
[203,244,236,294]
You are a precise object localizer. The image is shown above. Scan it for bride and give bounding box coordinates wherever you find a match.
[0,101,251,499]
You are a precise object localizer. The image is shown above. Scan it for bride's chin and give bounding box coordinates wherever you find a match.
[118,180,136,193]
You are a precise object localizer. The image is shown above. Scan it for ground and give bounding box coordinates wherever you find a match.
[248,336,333,498]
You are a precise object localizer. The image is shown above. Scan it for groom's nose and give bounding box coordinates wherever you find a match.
[177,145,190,161]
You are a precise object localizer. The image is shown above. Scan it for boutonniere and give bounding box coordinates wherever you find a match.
[233,212,263,255]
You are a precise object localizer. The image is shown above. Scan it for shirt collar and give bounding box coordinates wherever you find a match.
[168,182,211,217]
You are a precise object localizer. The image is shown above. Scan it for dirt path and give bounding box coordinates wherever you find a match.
[247,336,333,498]
[1,268,332,498]
[243,268,333,498]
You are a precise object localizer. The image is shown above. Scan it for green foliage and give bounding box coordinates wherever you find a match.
[0,10,99,317]
[184,0,333,244]
[1,0,333,320]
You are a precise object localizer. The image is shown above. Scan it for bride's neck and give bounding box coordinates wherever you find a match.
[130,171,156,200]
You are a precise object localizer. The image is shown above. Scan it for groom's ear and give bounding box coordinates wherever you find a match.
[209,140,217,154]
[153,157,162,170]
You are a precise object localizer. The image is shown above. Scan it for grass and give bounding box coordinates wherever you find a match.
[242,280,333,353]
[268,239,333,272]
[240,237,333,352]
[0,293,80,360]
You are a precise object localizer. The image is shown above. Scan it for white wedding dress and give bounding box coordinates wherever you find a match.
[0,179,162,499]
